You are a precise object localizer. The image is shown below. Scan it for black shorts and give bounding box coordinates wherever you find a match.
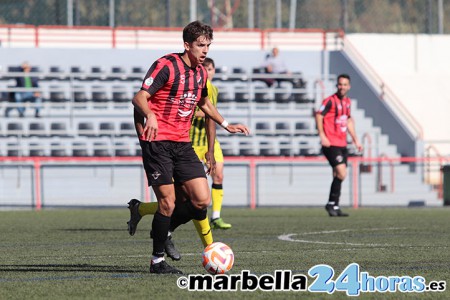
[322,146,348,167]
[139,140,206,186]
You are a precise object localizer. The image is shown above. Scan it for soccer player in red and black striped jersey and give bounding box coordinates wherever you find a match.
[315,74,363,217]
[131,21,249,274]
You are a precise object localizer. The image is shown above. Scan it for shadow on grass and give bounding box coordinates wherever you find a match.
[0,264,140,273]
[57,228,126,232]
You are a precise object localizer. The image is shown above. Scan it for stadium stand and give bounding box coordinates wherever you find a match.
[7,142,20,156]
[98,122,116,137]
[50,121,69,137]
[50,142,68,157]
[0,40,444,207]
[0,48,412,160]
[72,141,89,157]
[28,122,47,137]
[78,122,96,137]
[73,86,89,103]
[6,122,23,137]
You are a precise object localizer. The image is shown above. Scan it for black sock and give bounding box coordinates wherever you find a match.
[151,212,171,257]
[212,183,223,190]
[169,201,194,232]
[169,200,208,232]
[329,177,343,206]
[185,200,207,221]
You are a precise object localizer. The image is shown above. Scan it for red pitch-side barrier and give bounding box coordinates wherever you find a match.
[0,156,446,210]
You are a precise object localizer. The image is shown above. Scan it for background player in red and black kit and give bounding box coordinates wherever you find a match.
[132,20,249,274]
[315,74,363,217]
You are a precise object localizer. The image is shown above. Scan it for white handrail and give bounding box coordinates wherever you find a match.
[342,37,423,139]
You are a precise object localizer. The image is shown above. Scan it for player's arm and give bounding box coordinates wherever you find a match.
[204,115,216,175]
[195,109,206,118]
[347,117,363,152]
[132,90,158,141]
[134,108,144,137]
[315,113,331,147]
[197,96,250,135]
[315,100,331,147]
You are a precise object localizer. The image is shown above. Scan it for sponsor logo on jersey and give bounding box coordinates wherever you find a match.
[144,77,154,87]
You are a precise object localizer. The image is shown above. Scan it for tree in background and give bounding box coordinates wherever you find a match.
[0,0,448,34]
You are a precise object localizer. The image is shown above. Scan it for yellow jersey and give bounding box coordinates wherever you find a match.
[190,80,218,147]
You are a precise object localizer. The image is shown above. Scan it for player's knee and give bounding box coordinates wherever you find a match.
[185,201,208,220]
[192,207,208,220]
[213,173,223,183]
[157,197,176,216]
[336,172,346,181]
[335,165,347,180]
[190,190,211,209]
[191,197,209,210]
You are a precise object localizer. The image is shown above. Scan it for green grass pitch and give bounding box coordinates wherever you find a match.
[1,207,449,299]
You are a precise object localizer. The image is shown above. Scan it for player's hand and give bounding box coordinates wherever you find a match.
[355,141,363,152]
[204,151,216,175]
[225,124,250,136]
[142,112,158,141]
[320,134,331,147]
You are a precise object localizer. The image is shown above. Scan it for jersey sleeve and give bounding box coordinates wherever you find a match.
[201,68,208,98]
[140,60,170,95]
[201,85,208,98]
[318,99,332,116]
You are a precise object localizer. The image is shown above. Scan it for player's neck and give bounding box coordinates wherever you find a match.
[336,93,346,99]
[181,52,198,68]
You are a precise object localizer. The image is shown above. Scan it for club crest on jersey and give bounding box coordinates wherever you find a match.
[177,92,197,118]
[178,109,192,117]
[180,75,185,84]
[144,77,154,87]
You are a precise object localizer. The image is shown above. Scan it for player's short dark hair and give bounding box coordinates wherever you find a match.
[183,21,213,44]
[337,74,351,82]
[202,57,215,68]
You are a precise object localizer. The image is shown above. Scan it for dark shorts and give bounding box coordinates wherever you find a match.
[139,140,206,186]
[322,146,348,167]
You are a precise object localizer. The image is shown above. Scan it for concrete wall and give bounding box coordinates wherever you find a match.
[345,34,450,155]
[329,51,417,157]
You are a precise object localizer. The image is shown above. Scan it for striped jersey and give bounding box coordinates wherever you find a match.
[140,53,208,142]
[318,93,352,147]
[189,80,218,147]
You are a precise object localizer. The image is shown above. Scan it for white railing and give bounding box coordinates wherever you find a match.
[342,37,423,140]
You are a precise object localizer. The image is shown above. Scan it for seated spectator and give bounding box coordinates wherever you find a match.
[256,47,295,87]
[264,47,291,75]
[5,61,42,118]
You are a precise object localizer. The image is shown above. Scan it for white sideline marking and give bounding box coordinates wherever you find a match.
[278,227,407,247]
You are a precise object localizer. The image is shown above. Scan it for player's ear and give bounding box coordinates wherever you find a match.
[183,41,190,51]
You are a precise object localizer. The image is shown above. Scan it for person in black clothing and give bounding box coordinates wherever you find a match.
[5,62,42,118]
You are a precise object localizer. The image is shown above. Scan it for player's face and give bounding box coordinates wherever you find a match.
[185,35,211,67]
[204,63,215,81]
[336,77,351,97]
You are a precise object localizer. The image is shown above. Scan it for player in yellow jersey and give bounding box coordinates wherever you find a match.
[127,58,232,260]
[189,57,231,230]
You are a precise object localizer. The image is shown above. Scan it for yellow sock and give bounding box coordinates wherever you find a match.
[193,217,213,247]
[138,202,158,216]
[211,184,223,219]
